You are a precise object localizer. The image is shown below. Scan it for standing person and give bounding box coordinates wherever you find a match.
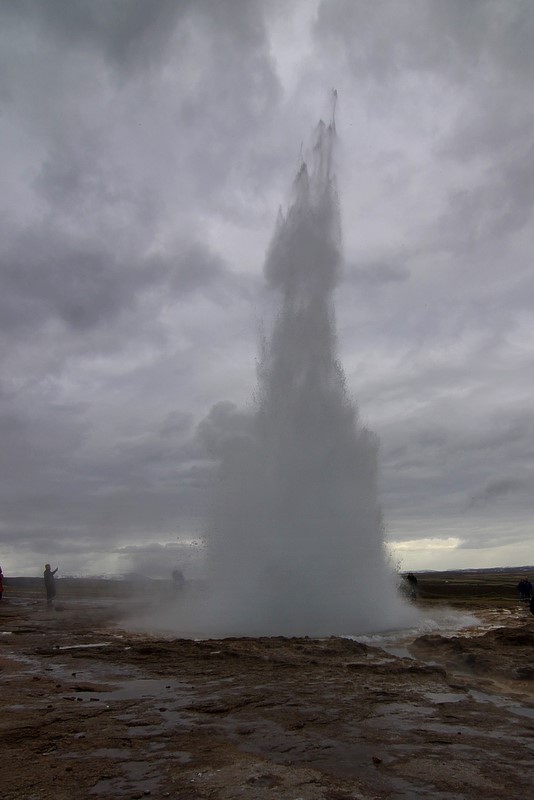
[172,568,185,595]
[44,564,58,606]
[517,578,528,602]
[0,566,3,601]
[405,572,418,600]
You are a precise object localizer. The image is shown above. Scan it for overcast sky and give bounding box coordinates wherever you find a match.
[1,0,533,577]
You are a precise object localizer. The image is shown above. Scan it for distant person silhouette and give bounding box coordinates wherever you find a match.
[0,566,3,600]
[405,572,418,600]
[44,564,58,606]
[530,594,534,616]
[172,568,185,595]
[517,578,530,602]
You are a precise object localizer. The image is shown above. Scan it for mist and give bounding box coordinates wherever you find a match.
[133,110,417,637]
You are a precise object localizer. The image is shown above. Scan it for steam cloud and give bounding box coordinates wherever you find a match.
[184,112,416,636]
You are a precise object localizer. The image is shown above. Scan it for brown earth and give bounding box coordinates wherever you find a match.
[1,573,533,800]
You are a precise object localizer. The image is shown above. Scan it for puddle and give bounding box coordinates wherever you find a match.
[56,642,112,651]
[1,648,152,696]
[371,702,434,720]
[88,759,163,797]
[469,689,534,720]
[423,691,466,704]
[380,645,414,659]
[72,677,191,703]
[71,748,132,760]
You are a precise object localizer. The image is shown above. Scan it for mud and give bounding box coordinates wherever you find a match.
[1,587,533,799]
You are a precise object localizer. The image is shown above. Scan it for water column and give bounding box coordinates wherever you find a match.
[202,116,412,636]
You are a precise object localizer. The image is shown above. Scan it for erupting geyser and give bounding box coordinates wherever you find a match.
[199,107,414,636]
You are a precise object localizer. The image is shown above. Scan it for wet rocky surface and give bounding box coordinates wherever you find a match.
[1,592,533,799]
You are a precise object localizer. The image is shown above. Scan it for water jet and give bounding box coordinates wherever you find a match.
[198,109,415,636]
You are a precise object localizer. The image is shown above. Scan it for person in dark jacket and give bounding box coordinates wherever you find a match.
[517,578,531,602]
[44,564,58,606]
[405,572,418,600]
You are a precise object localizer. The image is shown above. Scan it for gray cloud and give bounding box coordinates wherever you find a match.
[315,0,534,83]
[347,260,409,285]
[196,401,254,459]
[467,478,527,509]
[1,0,534,575]
[0,205,250,347]
[14,0,188,68]
[1,235,137,333]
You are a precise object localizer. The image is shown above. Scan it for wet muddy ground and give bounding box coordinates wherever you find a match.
[1,585,533,800]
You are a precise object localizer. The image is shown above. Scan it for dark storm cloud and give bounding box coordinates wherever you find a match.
[316,1,534,255]
[436,144,534,252]
[3,0,274,75]
[347,260,409,285]
[0,228,237,338]
[163,245,257,301]
[315,0,534,82]
[0,401,88,490]
[0,395,210,551]
[158,411,192,439]
[0,0,281,575]
[0,0,281,216]
[2,0,534,574]
[264,2,534,566]
[381,409,534,471]
[378,405,534,531]
[196,401,254,459]
[8,0,189,68]
[1,234,137,334]
[467,478,527,509]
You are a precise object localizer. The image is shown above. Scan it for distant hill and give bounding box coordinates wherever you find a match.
[406,566,534,576]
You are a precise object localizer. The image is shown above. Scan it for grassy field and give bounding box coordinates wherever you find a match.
[412,567,533,607]
[4,567,533,610]
[2,575,140,601]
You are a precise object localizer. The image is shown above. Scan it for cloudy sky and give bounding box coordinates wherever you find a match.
[1,0,533,578]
